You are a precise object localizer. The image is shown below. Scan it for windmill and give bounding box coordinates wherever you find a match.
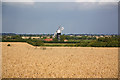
[53,26,64,41]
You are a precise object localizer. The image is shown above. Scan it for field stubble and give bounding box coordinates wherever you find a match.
[2,42,118,78]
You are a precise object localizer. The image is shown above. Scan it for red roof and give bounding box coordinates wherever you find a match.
[44,38,53,41]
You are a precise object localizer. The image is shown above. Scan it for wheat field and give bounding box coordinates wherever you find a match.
[2,42,118,78]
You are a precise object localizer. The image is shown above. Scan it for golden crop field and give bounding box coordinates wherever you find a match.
[2,42,118,78]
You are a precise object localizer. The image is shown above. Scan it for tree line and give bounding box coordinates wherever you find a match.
[2,35,120,47]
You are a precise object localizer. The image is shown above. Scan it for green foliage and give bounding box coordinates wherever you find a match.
[107,41,119,47]
[27,39,44,46]
[80,41,89,47]
[53,36,58,42]
[44,43,76,47]
[43,37,47,39]
[53,35,65,42]
[60,35,65,42]
[76,41,89,47]
[2,35,120,47]
[50,36,52,38]
[11,35,22,39]
[2,35,25,42]
[80,36,87,40]
[74,36,119,47]
[34,40,44,46]
[88,40,107,47]
[87,37,96,40]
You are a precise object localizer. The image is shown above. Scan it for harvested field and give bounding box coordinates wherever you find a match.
[2,42,118,78]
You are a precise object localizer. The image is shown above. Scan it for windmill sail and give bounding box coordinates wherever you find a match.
[53,26,64,38]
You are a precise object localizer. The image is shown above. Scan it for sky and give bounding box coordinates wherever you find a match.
[2,1,119,34]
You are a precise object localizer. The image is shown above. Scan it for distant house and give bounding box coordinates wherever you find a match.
[22,36,30,39]
[41,36,43,38]
[64,39,68,42]
[70,35,73,37]
[47,36,50,38]
[88,36,92,38]
[76,35,82,37]
[104,35,112,38]
[95,36,99,39]
[31,37,40,39]
[100,35,104,37]
[44,38,53,41]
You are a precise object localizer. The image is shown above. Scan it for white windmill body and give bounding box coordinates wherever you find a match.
[53,26,64,41]
[57,29,61,33]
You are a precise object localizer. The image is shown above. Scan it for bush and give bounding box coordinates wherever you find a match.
[27,39,44,46]
[106,41,119,47]
[87,40,108,47]
[7,44,11,46]
[34,41,44,46]
[75,41,89,47]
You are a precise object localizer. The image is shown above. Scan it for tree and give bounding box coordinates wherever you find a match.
[34,40,44,46]
[53,36,58,42]
[81,36,87,40]
[11,35,22,39]
[107,41,118,47]
[60,35,65,42]
[50,36,52,38]
[43,36,47,39]
[27,39,44,47]
[80,41,89,47]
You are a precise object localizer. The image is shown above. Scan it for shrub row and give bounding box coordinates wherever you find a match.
[2,36,120,47]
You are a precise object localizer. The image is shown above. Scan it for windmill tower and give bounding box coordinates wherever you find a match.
[53,26,64,41]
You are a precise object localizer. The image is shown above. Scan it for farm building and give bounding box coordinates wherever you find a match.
[31,37,40,39]
[44,38,53,41]
[22,36,30,39]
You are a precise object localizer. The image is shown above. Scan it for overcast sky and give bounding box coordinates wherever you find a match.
[2,2,118,34]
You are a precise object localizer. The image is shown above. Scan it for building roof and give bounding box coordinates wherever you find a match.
[44,38,53,41]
